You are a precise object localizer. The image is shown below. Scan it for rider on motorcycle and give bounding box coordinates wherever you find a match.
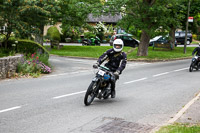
[192,44,200,62]
[93,39,127,98]
[192,44,200,56]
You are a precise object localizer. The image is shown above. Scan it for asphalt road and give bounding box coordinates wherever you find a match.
[0,56,200,133]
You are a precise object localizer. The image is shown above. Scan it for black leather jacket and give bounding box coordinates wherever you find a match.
[192,47,200,56]
[97,48,127,73]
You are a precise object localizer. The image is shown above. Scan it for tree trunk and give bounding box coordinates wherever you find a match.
[4,32,11,49]
[137,30,150,56]
[35,34,43,45]
[169,27,176,49]
[35,25,44,45]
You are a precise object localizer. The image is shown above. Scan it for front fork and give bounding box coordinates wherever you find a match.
[92,76,102,96]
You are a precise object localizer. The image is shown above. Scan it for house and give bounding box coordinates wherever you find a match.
[87,13,122,26]
[43,13,122,35]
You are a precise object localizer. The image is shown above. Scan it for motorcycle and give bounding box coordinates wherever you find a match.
[189,55,200,72]
[84,65,114,106]
[82,36,100,46]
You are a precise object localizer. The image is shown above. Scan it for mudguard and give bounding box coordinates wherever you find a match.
[92,77,99,82]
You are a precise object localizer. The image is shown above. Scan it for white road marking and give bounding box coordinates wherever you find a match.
[0,106,21,113]
[123,77,147,84]
[49,59,61,62]
[127,63,150,67]
[153,72,170,77]
[53,91,86,99]
[45,70,91,78]
[124,67,188,84]
[153,67,188,77]
[64,58,92,63]
[168,91,200,124]
[173,67,188,72]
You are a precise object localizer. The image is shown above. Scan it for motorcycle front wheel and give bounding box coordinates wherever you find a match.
[84,81,98,106]
[189,63,194,72]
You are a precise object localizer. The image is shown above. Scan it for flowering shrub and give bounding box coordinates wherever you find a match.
[17,51,51,77]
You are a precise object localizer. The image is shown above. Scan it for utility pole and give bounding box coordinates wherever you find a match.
[184,0,191,54]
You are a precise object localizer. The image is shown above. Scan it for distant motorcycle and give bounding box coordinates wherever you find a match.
[84,65,114,106]
[189,55,200,72]
[82,36,100,46]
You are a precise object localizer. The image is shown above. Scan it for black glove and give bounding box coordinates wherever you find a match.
[114,70,120,79]
[93,62,99,68]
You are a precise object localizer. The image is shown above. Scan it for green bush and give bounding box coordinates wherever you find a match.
[47,26,61,42]
[192,34,197,40]
[197,35,200,41]
[0,48,16,57]
[84,32,96,39]
[8,39,49,56]
[0,34,6,42]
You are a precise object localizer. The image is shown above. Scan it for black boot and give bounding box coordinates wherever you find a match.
[111,89,116,98]
[111,81,116,98]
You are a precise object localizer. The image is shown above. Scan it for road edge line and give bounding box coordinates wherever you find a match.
[167,91,200,124]
[150,91,200,133]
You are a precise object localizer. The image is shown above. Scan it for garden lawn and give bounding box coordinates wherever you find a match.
[127,47,194,60]
[48,46,195,61]
[49,46,132,58]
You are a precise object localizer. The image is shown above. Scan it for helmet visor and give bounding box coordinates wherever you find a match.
[114,44,122,49]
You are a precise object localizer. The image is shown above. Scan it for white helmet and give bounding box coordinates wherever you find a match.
[113,39,124,52]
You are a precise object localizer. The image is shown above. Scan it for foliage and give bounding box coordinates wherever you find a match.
[84,32,96,39]
[61,26,81,42]
[57,0,103,32]
[180,0,200,34]
[46,26,61,42]
[94,22,106,41]
[0,48,16,57]
[104,0,187,56]
[0,34,6,42]
[0,0,59,46]
[17,52,51,77]
[7,39,49,55]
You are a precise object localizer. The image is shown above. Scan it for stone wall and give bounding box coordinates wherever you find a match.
[0,55,23,79]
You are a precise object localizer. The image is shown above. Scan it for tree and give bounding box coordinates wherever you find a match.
[57,0,102,34]
[0,0,23,48]
[105,0,186,56]
[164,0,186,49]
[0,0,59,48]
[17,0,59,45]
[182,0,200,34]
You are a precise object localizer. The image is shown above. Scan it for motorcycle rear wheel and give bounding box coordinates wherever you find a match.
[84,81,98,106]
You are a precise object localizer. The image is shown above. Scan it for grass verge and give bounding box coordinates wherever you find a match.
[127,47,194,61]
[49,46,132,58]
[156,123,200,133]
[48,46,195,61]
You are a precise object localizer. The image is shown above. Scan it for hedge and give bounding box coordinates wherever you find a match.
[46,26,61,41]
[8,39,49,56]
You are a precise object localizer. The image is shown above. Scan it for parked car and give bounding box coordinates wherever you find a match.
[175,31,192,45]
[149,35,177,47]
[110,34,139,47]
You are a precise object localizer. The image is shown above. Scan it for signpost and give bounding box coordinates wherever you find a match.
[184,0,191,54]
